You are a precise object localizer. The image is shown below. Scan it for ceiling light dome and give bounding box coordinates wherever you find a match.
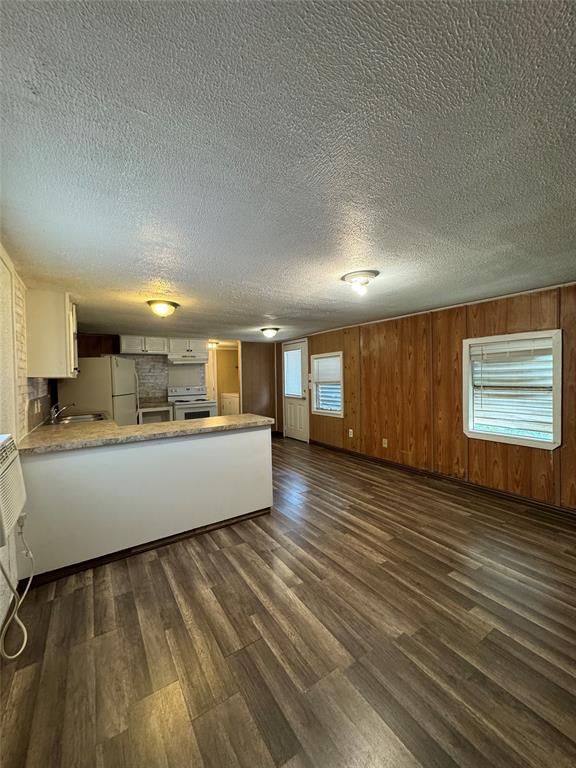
[261,327,279,339]
[147,300,180,317]
[341,270,379,296]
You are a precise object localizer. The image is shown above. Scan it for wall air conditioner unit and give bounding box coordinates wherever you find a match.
[0,434,26,547]
[0,434,34,661]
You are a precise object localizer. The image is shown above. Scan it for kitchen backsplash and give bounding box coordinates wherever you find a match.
[122,354,168,401]
[13,275,51,433]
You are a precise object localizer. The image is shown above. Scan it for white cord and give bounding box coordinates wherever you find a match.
[0,521,34,661]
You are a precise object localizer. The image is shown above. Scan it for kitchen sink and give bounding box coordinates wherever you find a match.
[55,413,106,424]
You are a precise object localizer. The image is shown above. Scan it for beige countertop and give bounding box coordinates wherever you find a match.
[19,414,274,455]
[138,400,173,410]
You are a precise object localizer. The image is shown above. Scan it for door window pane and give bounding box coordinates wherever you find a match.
[284,349,302,397]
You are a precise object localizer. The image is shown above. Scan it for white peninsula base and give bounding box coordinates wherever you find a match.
[18,424,273,576]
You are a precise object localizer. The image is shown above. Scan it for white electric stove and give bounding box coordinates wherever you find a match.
[168,386,218,420]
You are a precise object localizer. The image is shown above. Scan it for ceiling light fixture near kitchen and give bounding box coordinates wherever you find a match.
[147,300,180,317]
[341,270,380,296]
[261,327,279,339]
[207,341,220,349]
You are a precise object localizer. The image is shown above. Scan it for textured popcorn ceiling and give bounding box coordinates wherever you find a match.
[1,1,575,340]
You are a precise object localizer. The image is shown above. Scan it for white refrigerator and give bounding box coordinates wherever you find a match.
[57,356,138,425]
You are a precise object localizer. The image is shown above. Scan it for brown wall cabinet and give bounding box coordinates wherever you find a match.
[77,333,120,358]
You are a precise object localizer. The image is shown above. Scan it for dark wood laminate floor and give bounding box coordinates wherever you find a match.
[2,438,576,767]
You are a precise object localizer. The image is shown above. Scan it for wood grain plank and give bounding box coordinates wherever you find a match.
[228,646,301,766]
[431,306,468,479]
[560,284,576,508]
[61,640,97,768]
[4,438,576,767]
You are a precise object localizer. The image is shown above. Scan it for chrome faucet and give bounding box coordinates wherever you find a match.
[50,402,76,424]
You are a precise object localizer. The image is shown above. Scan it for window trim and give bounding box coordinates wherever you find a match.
[462,329,562,451]
[311,351,344,418]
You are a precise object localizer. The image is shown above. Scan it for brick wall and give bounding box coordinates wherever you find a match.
[14,277,50,434]
[122,354,168,401]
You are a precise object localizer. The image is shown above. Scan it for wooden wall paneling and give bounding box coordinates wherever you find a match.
[399,314,432,470]
[359,315,431,469]
[290,284,572,510]
[275,343,283,433]
[240,342,276,419]
[308,330,346,449]
[360,320,395,461]
[530,450,555,504]
[343,326,361,453]
[560,284,576,508]
[431,307,467,479]
[359,323,378,457]
[466,289,558,336]
[466,289,559,505]
[387,320,402,463]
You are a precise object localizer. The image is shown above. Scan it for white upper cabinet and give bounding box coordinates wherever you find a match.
[144,336,169,354]
[119,335,208,357]
[120,336,146,354]
[168,338,208,359]
[120,336,169,354]
[168,337,190,353]
[27,290,78,378]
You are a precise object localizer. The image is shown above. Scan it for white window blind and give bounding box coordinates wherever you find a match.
[311,353,343,416]
[284,348,302,397]
[463,330,561,450]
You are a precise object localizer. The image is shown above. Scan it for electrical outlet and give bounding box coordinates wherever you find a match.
[348,428,353,438]
[382,437,388,448]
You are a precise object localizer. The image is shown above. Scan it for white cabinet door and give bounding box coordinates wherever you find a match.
[184,340,208,361]
[67,298,78,377]
[120,335,145,353]
[26,290,78,378]
[188,340,207,356]
[169,338,190,353]
[221,394,240,415]
[144,337,169,354]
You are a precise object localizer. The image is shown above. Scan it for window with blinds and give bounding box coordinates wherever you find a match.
[311,352,343,417]
[463,330,562,450]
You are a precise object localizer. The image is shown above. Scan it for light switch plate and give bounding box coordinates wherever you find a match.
[382,437,388,448]
[348,429,353,438]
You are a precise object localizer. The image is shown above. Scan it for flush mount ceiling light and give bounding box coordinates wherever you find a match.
[341,270,380,296]
[146,300,180,317]
[207,341,220,349]
[261,327,279,339]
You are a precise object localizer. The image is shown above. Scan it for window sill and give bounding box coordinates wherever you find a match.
[311,410,343,419]
[464,429,560,451]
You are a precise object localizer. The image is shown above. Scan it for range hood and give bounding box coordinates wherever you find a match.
[167,352,208,365]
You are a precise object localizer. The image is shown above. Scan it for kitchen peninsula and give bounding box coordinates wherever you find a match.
[17,414,274,577]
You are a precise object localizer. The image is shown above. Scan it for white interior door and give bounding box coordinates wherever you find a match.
[283,340,309,442]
